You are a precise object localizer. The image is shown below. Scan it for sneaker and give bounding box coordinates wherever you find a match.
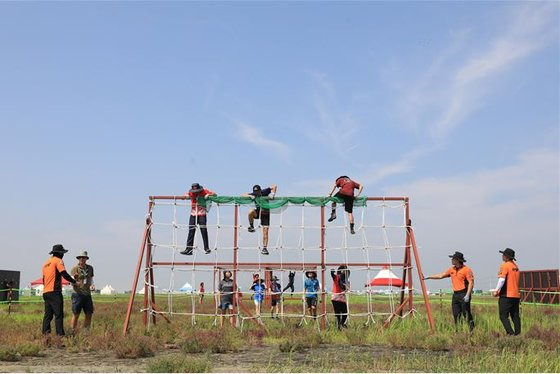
[180,247,193,255]
[350,228,355,235]
[248,226,255,233]
[261,247,269,255]
[328,213,337,222]
[204,248,211,254]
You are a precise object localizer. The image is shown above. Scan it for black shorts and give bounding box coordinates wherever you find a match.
[306,297,317,308]
[255,208,270,226]
[271,298,280,307]
[71,293,94,315]
[219,300,233,311]
[335,192,354,213]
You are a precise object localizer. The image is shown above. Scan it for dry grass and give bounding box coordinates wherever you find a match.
[0,294,559,372]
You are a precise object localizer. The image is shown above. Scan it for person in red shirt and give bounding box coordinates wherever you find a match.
[492,248,521,335]
[327,176,363,234]
[41,244,77,336]
[424,251,475,331]
[180,183,216,255]
[198,282,205,304]
[331,265,350,329]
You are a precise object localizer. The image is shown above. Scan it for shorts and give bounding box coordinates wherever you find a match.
[254,208,270,226]
[71,293,94,315]
[306,297,317,308]
[271,298,280,307]
[219,301,233,311]
[335,192,354,213]
[254,298,263,306]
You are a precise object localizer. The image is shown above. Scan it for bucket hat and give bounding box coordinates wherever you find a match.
[190,183,203,193]
[50,244,68,254]
[448,251,466,263]
[499,248,516,260]
[76,250,89,260]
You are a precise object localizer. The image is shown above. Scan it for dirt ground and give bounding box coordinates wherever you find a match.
[1,344,408,372]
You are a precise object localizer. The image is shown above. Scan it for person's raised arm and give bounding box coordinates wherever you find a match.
[328,184,337,197]
[355,182,363,198]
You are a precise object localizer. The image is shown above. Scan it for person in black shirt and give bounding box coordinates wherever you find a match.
[243,184,277,255]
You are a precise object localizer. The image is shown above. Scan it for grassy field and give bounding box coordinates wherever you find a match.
[0,294,559,372]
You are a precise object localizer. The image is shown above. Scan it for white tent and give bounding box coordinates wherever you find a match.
[31,284,44,296]
[100,284,116,295]
[179,282,193,293]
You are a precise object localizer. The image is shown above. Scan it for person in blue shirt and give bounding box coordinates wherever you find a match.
[250,273,267,316]
[304,271,320,319]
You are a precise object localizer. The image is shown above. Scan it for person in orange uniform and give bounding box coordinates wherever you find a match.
[424,251,475,331]
[42,244,77,336]
[492,248,521,335]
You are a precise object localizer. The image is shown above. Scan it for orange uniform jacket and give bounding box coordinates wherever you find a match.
[498,261,520,298]
[42,256,67,293]
[444,265,474,292]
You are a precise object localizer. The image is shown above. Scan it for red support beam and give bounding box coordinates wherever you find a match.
[320,205,326,329]
[122,219,151,335]
[232,204,239,326]
[409,226,435,331]
[152,261,406,268]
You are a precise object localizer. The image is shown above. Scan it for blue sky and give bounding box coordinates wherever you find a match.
[0,2,558,293]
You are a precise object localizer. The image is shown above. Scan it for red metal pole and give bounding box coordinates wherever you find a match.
[152,261,405,267]
[398,233,410,316]
[409,226,435,331]
[122,205,152,336]
[149,195,408,202]
[232,204,239,326]
[320,205,326,329]
[405,201,414,313]
[143,201,154,327]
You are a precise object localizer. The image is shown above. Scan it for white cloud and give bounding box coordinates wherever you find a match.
[302,71,360,158]
[400,2,559,140]
[357,146,433,186]
[386,147,559,288]
[235,122,292,160]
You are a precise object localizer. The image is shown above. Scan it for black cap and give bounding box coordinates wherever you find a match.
[499,248,516,260]
[448,251,466,263]
[190,183,203,193]
[50,244,68,254]
[252,185,261,193]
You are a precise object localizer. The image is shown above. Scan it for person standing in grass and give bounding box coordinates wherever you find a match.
[41,244,77,337]
[218,271,235,327]
[70,251,95,334]
[493,248,521,336]
[198,282,205,304]
[327,176,363,234]
[282,271,296,295]
[270,276,282,319]
[180,183,216,255]
[243,184,278,255]
[250,273,266,316]
[424,251,475,331]
[331,265,350,329]
[304,271,320,319]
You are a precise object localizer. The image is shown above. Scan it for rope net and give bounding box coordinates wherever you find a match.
[140,196,417,329]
